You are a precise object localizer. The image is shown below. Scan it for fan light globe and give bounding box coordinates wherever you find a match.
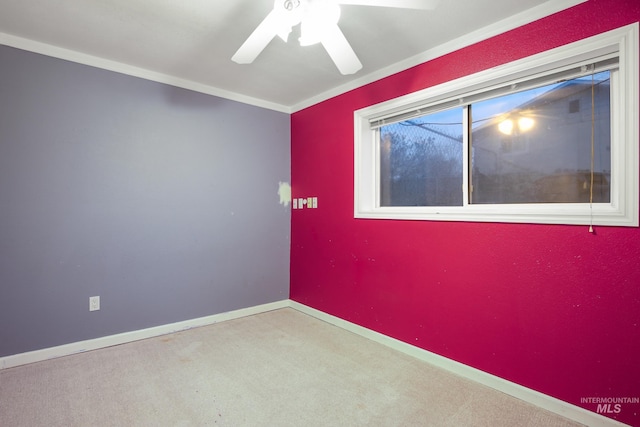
[299,0,341,46]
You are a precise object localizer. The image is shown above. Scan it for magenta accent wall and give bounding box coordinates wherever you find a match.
[290,0,640,425]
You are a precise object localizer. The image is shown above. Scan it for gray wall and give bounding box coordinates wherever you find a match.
[0,45,291,357]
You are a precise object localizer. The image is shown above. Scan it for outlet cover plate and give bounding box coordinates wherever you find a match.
[89,296,100,311]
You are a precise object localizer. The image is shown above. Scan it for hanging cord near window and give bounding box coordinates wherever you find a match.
[589,69,595,233]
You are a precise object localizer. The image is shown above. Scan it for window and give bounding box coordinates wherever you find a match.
[355,24,638,226]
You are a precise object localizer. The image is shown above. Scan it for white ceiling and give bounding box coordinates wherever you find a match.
[0,0,586,112]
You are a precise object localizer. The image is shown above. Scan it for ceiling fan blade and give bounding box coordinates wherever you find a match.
[232,10,286,64]
[337,0,439,9]
[320,23,363,75]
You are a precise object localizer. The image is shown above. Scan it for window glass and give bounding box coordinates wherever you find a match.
[379,108,464,206]
[471,72,611,204]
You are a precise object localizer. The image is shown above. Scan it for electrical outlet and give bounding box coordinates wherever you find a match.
[89,296,100,312]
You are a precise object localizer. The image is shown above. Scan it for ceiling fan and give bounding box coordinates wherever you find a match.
[232,0,439,75]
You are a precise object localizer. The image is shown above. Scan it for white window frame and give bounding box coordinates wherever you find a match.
[354,24,638,227]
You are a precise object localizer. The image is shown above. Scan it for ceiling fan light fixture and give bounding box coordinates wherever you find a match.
[299,0,341,46]
[276,0,304,41]
[232,0,438,74]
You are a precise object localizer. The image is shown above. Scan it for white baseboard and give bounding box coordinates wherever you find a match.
[288,300,629,427]
[0,300,289,370]
[0,298,629,427]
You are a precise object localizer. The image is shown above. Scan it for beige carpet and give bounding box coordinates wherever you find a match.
[0,308,584,426]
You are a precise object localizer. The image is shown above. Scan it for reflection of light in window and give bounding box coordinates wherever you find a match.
[498,119,514,135]
[518,117,535,132]
[498,116,535,135]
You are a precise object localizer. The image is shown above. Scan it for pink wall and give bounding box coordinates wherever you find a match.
[290,0,640,425]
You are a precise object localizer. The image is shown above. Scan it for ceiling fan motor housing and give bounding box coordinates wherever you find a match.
[283,0,301,11]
